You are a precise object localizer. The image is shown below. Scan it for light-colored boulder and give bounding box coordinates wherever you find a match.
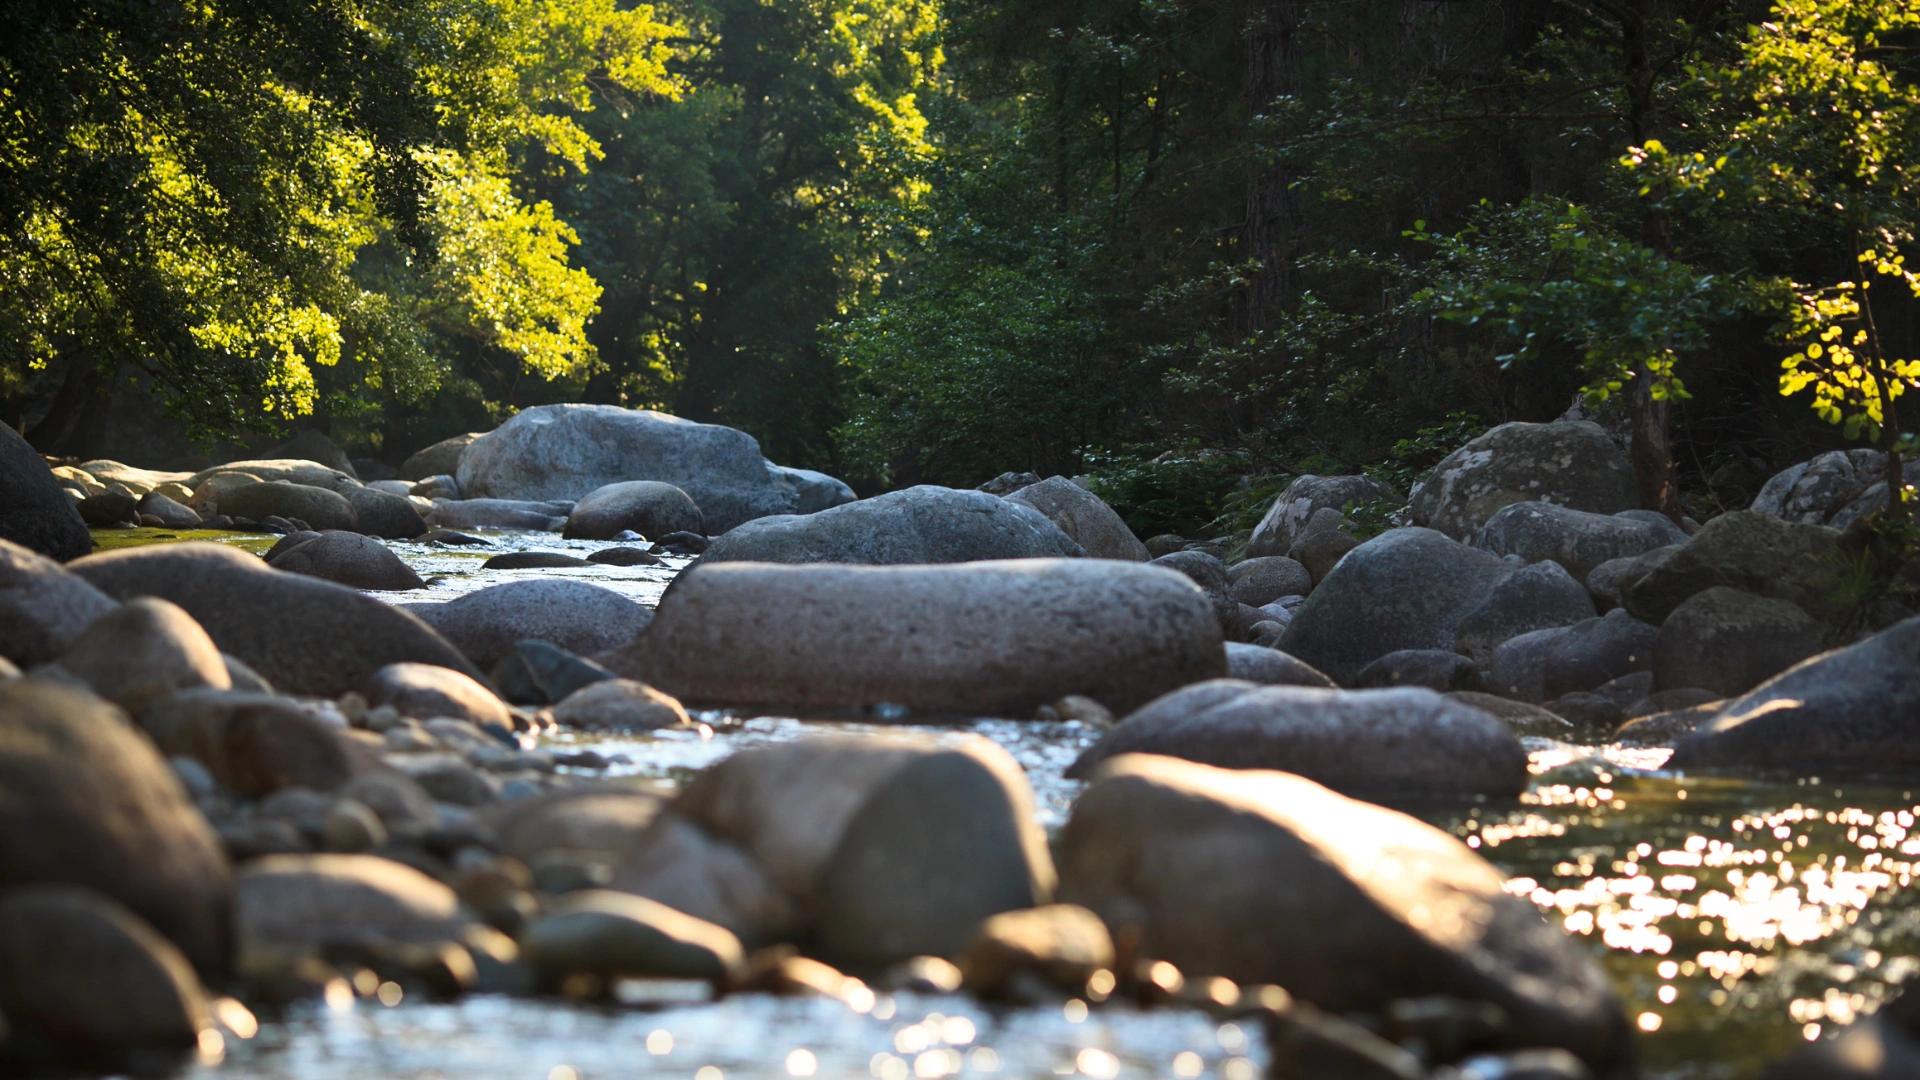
[547,679,690,730]
[1057,756,1628,1073]
[363,663,511,729]
[1006,475,1148,561]
[1409,420,1635,539]
[186,458,358,493]
[604,559,1223,715]
[699,485,1083,565]
[457,404,836,532]
[768,464,857,515]
[1249,475,1394,558]
[1065,680,1527,797]
[522,890,743,981]
[1472,501,1687,581]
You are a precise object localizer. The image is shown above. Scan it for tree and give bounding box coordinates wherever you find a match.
[0,0,681,448]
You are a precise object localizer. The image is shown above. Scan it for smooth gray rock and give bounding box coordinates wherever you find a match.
[1065,681,1527,797]
[341,486,427,539]
[1472,501,1687,581]
[1410,421,1635,539]
[79,491,139,527]
[1288,507,1363,583]
[1355,649,1479,692]
[1225,643,1336,688]
[1453,561,1597,663]
[0,539,117,666]
[768,464,858,515]
[216,481,357,532]
[604,559,1223,715]
[1058,757,1628,1072]
[0,424,93,560]
[1654,587,1827,696]
[58,597,230,712]
[1669,616,1920,776]
[265,530,425,590]
[492,640,617,706]
[1623,511,1853,624]
[426,498,568,531]
[410,579,652,671]
[400,433,483,482]
[71,542,482,695]
[1585,545,1679,610]
[137,689,364,798]
[364,663,511,729]
[1006,475,1148,561]
[481,551,592,569]
[1486,610,1659,704]
[0,886,211,1066]
[135,491,202,529]
[522,890,743,981]
[815,743,1055,967]
[234,854,474,966]
[1228,556,1314,606]
[458,405,832,532]
[563,481,705,540]
[1278,528,1519,684]
[547,679,689,731]
[1249,475,1394,558]
[700,486,1083,566]
[0,680,232,974]
[186,458,357,493]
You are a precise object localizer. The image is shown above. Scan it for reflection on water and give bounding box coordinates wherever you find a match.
[195,990,1265,1079]
[93,527,1920,1078]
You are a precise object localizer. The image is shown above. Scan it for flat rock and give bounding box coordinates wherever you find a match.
[605,559,1223,715]
[1066,680,1528,797]
[699,485,1083,565]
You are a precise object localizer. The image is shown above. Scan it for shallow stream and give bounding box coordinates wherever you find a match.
[92,527,1920,1080]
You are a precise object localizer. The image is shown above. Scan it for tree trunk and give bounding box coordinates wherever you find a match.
[1239,0,1299,436]
[1629,371,1679,521]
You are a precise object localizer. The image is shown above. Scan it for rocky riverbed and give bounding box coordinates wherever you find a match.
[6,409,1920,1080]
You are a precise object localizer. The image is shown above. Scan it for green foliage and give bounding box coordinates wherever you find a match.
[0,0,681,443]
[1082,447,1254,540]
[1410,200,1721,408]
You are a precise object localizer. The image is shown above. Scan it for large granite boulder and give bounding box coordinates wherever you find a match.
[1622,511,1853,625]
[1472,501,1688,581]
[187,458,358,493]
[1066,680,1527,797]
[408,580,652,671]
[0,680,232,974]
[1668,616,1920,776]
[1005,476,1148,561]
[603,559,1223,715]
[768,465,857,515]
[1248,475,1395,558]
[1278,528,1516,683]
[457,405,840,532]
[1751,448,1918,529]
[1058,756,1628,1073]
[1486,609,1659,703]
[0,422,91,560]
[70,542,482,694]
[0,539,117,666]
[1451,560,1597,662]
[1409,420,1635,539]
[697,486,1083,565]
